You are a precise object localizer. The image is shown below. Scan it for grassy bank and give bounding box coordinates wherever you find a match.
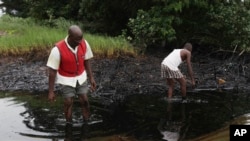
[0,15,138,59]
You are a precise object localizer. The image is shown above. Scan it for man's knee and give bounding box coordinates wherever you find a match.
[64,99,73,106]
[81,100,89,107]
[167,79,175,86]
[178,78,186,85]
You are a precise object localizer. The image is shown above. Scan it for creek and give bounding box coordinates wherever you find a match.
[1,50,250,141]
[0,88,250,141]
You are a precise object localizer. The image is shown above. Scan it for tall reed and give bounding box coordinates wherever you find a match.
[0,15,138,58]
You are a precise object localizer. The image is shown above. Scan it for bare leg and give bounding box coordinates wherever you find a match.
[64,97,74,122]
[166,78,175,98]
[79,94,90,121]
[176,77,186,98]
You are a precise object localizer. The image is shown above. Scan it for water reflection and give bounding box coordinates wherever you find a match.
[64,123,89,141]
[0,97,53,141]
[1,90,250,141]
[64,124,72,141]
[158,101,185,141]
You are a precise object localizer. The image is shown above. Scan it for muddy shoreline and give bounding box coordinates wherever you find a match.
[1,51,250,96]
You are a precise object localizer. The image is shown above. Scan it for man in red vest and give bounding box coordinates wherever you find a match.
[47,25,96,124]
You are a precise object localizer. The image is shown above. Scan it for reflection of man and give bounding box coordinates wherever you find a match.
[47,25,96,123]
[64,123,88,141]
[64,124,72,141]
[80,123,89,140]
[158,102,187,141]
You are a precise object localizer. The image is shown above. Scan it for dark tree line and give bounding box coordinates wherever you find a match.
[1,0,250,52]
[0,0,152,35]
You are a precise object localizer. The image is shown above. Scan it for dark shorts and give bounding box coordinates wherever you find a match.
[161,64,183,79]
[60,81,89,98]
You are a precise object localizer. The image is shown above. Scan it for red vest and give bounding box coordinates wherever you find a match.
[56,40,86,77]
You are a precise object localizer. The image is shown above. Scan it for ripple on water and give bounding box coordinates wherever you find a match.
[0,97,53,141]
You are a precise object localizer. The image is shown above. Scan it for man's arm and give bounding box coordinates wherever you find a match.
[185,51,195,87]
[48,68,57,102]
[84,60,96,91]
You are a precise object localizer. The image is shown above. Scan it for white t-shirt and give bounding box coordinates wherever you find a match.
[161,49,183,71]
[47,37,94,87]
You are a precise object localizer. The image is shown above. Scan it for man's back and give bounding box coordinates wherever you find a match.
[162,49,183,71]
[180,49,191,62]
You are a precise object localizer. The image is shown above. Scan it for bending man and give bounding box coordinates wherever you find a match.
[161,43,195,101]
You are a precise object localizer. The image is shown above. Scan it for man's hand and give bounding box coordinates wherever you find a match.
[89,78,96,92]
[191,79,196,89]
[48,91,56,102]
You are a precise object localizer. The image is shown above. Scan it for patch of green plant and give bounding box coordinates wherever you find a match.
[0,15,138,58]
[85,34,137,58]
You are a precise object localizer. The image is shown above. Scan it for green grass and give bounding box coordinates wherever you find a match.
[0,15,138,58]
[85,34,137,58]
